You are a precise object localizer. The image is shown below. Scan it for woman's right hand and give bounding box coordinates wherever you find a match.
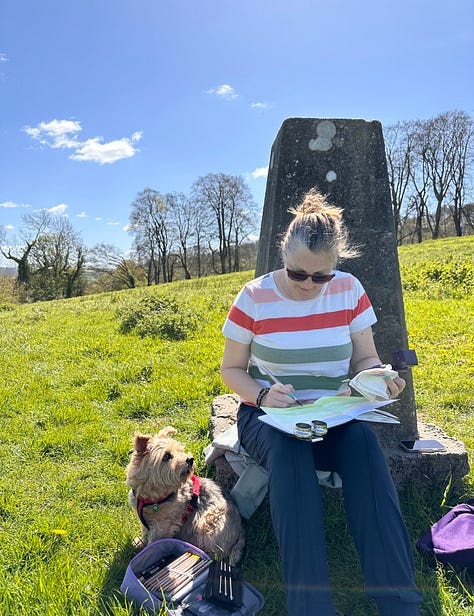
[221,339,298,408]
[261,383,297,408]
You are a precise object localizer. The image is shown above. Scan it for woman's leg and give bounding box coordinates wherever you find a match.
[314,422,423,616]
[238,404,337,616]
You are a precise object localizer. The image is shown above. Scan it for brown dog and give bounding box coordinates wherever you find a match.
[126,426,245,564]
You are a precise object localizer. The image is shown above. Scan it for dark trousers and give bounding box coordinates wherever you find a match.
[237,404,423,616]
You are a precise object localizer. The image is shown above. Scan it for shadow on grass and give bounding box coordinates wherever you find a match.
[99,538,141,614]
[241,496,286,615]
[241,491,379,616]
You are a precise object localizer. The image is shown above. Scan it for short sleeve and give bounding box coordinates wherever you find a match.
[222,284,256,345]
[349,277,377,333]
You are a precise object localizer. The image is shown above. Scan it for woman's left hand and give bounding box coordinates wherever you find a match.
[386,375,406,399]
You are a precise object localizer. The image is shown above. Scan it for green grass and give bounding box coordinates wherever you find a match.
[0,237,473,615]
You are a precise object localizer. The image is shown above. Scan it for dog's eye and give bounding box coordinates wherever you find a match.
[163,452,173,462]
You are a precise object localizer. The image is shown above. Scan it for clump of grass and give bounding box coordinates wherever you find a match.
[400,260,474,299]
[398,236,474,301]
[117,294,198,340]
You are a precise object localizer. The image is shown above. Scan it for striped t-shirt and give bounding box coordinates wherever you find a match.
[222,270,377,400]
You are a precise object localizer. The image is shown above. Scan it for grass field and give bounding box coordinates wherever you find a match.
[0,236,473,615]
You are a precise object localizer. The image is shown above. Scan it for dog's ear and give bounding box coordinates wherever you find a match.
[158,426,178,438]
[133,433,151,454]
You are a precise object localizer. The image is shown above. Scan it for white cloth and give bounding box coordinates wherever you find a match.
[348,365,398,401]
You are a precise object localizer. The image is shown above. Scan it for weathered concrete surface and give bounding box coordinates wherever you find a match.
[208,394,241,494]
[255,118,416,442]
[387,421,469,490]
[208,395,469,494]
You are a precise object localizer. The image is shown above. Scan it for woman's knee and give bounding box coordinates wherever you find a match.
[333,422,389,477]
[338,421,381,451]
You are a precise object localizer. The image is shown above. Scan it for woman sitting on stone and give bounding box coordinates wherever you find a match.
[220,188,422,615]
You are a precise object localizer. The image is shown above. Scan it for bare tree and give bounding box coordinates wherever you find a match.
[232,206,255,272]
[0,210,50,285]
[129,188,176,284]
[1,211,86,300]
[191,173,257,274]
[87,243,143,289]
[191,197,212,278]
[27,214,86,300]
[447,111,474,236]
[384,122,414,243]
[405,137,432,244]
[415,112,461,239]
[165,192,193,279]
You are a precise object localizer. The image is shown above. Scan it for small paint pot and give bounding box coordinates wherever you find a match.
[311,420,328,437]
[293,422,312,439]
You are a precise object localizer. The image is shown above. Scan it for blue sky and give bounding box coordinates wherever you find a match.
[1,0,473,261]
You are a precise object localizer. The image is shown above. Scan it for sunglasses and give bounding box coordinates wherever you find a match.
[286,268,335,284]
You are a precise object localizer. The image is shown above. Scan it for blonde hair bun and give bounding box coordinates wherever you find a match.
[281,188,359,262]
[290,188,343,221]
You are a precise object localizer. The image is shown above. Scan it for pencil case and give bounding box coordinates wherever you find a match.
[120,538,265,616]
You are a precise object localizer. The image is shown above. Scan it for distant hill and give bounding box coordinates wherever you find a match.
[0,266,16,277]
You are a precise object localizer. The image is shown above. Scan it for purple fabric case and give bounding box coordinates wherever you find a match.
[120,538,265,615]
[417,502,474,567]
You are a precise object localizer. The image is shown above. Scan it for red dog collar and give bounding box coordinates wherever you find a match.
[134,474,201,530]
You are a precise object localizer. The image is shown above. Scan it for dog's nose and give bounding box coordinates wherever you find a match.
[186,457,194,467]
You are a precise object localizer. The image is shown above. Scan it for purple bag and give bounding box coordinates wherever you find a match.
[416,501,474,567]
[120,538,265,615]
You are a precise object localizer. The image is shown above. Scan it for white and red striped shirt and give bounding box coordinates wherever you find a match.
[222,270,377,400]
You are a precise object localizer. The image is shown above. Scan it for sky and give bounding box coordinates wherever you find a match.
[1,0,473,262]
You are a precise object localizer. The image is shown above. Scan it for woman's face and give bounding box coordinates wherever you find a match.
[284,247,335,301]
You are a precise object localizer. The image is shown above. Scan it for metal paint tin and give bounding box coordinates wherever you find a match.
[311,420,328,437]
[293,422,312,439]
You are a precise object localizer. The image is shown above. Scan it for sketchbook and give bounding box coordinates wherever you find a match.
[259,395,399,437]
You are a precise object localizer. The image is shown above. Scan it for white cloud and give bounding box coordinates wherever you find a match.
[251,102,270,109]
[107,221,120,226]
[70,131,142,165]
[23,119,82,149]
[48,203,69,215]
[4,224,14,230]
[23,119,142,165]
[251,166,269,179]
[205,84,238,100]
[0,200,30,208]
[0,54,8,82]
[76,211,88,218]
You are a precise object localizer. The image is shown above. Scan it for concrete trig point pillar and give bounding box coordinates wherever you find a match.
[256,117,416,442]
